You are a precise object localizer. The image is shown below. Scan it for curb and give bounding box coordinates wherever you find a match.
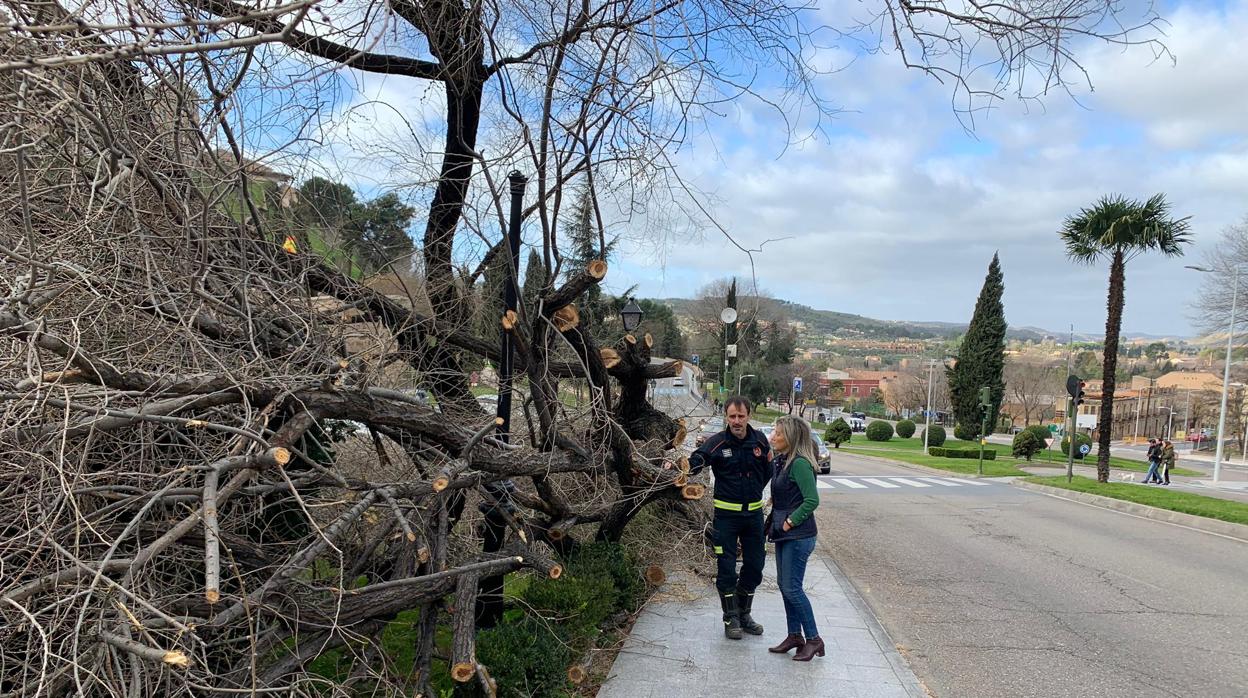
[1012,480,1248,543]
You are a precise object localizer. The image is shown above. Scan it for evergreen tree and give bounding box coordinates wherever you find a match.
[946,253,1007,439]
[563,186,617,340]
[521,248,547,317]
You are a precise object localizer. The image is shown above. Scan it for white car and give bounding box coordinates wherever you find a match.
[672,377,684,387]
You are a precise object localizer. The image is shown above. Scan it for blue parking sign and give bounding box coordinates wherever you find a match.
[691,354,699,365]
[793,377,802,392]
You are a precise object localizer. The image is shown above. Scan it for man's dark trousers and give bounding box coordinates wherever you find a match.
[712,510,765,595]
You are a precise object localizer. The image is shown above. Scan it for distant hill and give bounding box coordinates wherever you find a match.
[659,298,1188,343]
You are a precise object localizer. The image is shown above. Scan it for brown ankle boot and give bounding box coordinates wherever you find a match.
[768,634,806,653]
[792,636,825,661]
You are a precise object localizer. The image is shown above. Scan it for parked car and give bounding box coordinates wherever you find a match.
[847,417,866,433]
[810,432,831,474]
[695,417,725,446]
[1187,428,1215,442]
[672,377,685,387]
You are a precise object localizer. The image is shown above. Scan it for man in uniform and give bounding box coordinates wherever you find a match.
[689,396,771,639]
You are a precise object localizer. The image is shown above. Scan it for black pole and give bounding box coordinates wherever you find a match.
[476,171,527,629]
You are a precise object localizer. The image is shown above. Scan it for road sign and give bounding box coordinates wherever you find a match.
[726,344,737,358]
[793,377,803,392]
[691,354,699,365]
[1079,443,1091,455]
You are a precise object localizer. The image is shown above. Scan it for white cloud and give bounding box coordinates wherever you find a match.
[608,1,1248,336]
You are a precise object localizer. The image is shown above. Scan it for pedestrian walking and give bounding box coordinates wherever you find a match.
[1161,439,1176,485]
[764,415,825,661]
[688,396,770,640]
[1144,438,1163,484]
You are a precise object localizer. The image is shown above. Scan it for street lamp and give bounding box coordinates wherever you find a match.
[720,307,738,393]
[923,358,939,455]
[620,297,644,332]
[737,373,755,397]
[1186,265,1242,483]
[1159,407,1173,441]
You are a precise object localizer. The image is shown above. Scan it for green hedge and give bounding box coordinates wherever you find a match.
[476,541,646,696]
[1061,432,1093,460]
[928,447,996,460]
[895,419,916,438]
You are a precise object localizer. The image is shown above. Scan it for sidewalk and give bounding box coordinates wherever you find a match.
[1018,463,1248,504]
[598,552,925,698]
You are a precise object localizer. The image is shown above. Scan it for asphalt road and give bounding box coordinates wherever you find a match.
[815,451,1248,698]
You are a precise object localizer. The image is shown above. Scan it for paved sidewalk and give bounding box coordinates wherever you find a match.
[598,552,926,698]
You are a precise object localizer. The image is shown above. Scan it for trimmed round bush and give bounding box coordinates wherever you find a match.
[865,420,894,442]
[1011,430,1044,461]
[954,422,980,441]
[1061,432,1094,460]
[1024,425,1052,445]
[824,418,852,448]
[922,425,947,447]
[895,419,916,439]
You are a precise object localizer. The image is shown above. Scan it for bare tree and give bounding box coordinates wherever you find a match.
[0,0,1175,693]
[1193,216,1248,342]
[1005,361,1062,426]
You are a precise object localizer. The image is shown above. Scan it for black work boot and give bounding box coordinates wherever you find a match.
[720,592,743,640]
[736,588,764,635]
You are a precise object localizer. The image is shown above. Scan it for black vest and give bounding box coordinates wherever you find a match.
[769,455,818,542]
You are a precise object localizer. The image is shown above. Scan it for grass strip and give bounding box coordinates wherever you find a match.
[1025,476,1248,527]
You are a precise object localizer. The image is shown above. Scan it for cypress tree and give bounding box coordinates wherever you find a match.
[947,253,1007,439]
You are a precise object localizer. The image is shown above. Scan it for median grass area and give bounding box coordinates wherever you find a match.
[1025,476,1248,527]
[752,405,785,423]
[838,438,1029,477]
[838,436,1202,477]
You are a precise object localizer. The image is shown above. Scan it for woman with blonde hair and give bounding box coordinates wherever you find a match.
[765,415,824,661]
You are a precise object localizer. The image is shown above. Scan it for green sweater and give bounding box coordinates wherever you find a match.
[784,457,820,526]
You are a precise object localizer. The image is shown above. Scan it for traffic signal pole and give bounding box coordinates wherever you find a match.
[978,386,991,476]
[1066,397,1076,484]
[1064,375,1084,484]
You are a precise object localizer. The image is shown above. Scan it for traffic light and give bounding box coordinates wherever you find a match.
[979,386,992,407]
[1065,375,1086,406]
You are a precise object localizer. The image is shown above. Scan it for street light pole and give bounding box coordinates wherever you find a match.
[737,373,755,397]
[1187,265,1241,483]
[923,359,937,455]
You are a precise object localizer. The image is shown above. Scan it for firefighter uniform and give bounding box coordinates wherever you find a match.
[689,424,771,638]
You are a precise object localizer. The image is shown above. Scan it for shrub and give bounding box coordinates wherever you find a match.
[895,419,916,438]
[568,541,645,611]
[824,418,852,448]
[1061,432,1094,460]
[922,425,946,447]
[953,422,980,441]
[477,615,571,698]
[1024,425,1053,446]
[928,447,995,460]
[865,421,894,442]
[1011,430,1044,461]
[523,570,615,636]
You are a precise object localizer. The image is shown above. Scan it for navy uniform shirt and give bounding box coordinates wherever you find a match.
[689,425,772,507]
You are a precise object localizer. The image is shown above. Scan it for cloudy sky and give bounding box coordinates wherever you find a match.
[280,0,1247,339]
[593,0,1248,338]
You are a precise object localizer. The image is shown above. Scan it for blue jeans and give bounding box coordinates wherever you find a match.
[1145,459,1161,482]
[775,536,819,638]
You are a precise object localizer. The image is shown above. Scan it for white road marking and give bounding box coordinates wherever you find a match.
[861,478,900,489]
[960,479,992,486]
[816,480,835,490]
[832,478,868,489]
[918,477,963,487]
[888,478,931,488]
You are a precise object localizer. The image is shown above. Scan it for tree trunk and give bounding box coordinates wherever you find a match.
[1097,250,1126,483]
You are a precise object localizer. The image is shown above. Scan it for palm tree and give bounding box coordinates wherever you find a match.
[1060,194,1192,482]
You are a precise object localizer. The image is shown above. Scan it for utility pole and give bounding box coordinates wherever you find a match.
[923,359,938,455]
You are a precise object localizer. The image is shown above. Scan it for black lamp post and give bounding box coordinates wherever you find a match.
[620,297,643,332]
